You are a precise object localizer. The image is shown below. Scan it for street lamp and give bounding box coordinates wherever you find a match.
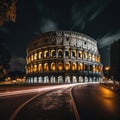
[105,66,110,71]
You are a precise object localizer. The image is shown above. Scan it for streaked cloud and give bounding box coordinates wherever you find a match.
[40,18,58,33]
[98,30,120,48]
[71,0,111,30]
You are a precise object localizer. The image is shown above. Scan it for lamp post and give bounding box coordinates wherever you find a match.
[104,66,110,81]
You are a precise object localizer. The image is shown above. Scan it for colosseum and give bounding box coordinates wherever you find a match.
[26,31,103,84]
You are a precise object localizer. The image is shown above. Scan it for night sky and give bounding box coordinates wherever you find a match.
[0,0,120,71]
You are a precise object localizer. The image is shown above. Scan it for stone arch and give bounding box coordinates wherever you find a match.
[44,76,49,83]
[38,76,43,83]
[84,76,88,82]
[65,62,70,71]
[34,76,37,83]
[78,76,83,82]
[72,76,77,83]
[58,76,63,83]
[65,76,71,83]
[89,77,92,82]
[58,62,63,71]
[50,76,56,83]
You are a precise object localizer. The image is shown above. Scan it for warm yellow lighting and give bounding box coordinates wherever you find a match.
[51,50,56,57]
[84,52,88,59]
[51,62,56,71]
[79,51,82,58]
[34,53,37,60]
[105,66,110,71]
[78,63,83,71]
[58,62,63,71]
[92,54,95,61]
[34,64,37,72]
[44,50,49,58]
[44,63,49,71]
[65,62,70,70]
[38,52,42,59]
[31,65,33,72]
[38,64,42,72]
[31,55,33,61]
[88,53,91,60]
[72,63,77,70]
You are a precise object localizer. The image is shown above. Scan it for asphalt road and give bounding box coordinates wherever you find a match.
[0,83,120,120]
[72,84,120,120]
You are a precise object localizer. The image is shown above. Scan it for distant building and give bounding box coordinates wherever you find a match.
[26,31,103,84]
[110,40,120,81]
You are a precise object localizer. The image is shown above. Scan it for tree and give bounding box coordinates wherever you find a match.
[0,0,16,26]
[0,43,11,81]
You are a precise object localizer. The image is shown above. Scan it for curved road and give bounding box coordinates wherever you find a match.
[72,84,120,120]
[0,83,120,120]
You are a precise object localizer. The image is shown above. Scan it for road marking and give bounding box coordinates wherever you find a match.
[9,90,55,120]
[70,86,80,120]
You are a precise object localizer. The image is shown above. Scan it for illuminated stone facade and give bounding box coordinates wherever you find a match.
[26,31,102,83]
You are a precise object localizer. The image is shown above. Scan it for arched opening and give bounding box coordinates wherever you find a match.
[65,62,70,71]
[88,53,92,61]
[38,51,42,59]
[58,62,63,71]
[84,64,89,71]
[31,54,33,61]
[78,51,82,58]
[89,77,92,82]
[51,50,56,57]
[30,77,33,83]
[84,76,88,82]
[93,77,97,82]
[58,49,63,58]
[27,77,30,83]
[72,50,76,57]
[72,76,77,83]
[89,65,93,72]
[65,50,70,58]
[72,63,77,70]
[31,65,33,73]
[78,76,83,82]
[33,64,37,72]
[34,53,37,60]
[44,50,49,58]
[92,54,95,61]
[44,76,49,83]
[44,63,49,71]
[93,65,95,73]
[50,76,56,83]
[83,51,88,59]
[34,77,37,83]
[38,76,43,83]
[65,76,71,83]
[38,63,42,72]
[58,76,63,83]
[51,62,56,71]
[78,63,83,71]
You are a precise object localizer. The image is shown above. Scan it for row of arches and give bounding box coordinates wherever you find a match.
[27,49,100,64]
[27,76,100,83]
[26,62,102,73]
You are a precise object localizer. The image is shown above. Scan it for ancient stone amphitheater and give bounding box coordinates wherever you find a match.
[26,31,102,84]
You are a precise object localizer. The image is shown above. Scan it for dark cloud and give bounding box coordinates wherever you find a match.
[0,0,120,70]
[10,56,26,71]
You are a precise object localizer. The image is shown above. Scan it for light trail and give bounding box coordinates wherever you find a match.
[0,82,99,97]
